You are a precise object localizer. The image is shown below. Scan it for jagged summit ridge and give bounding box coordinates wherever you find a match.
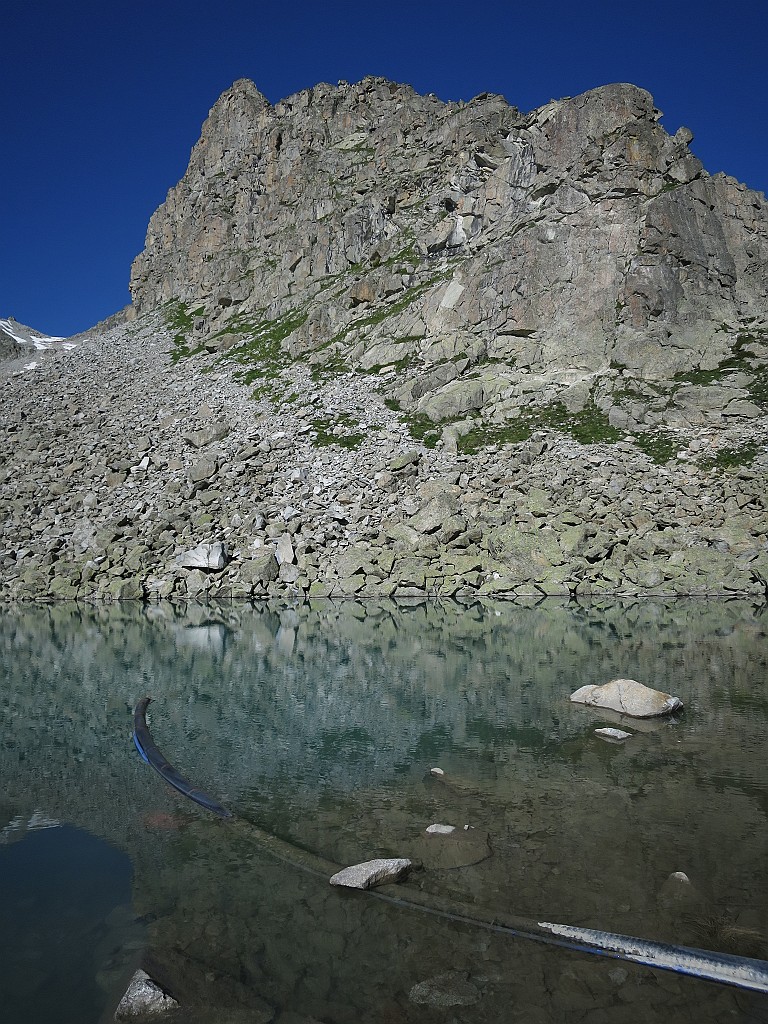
[130,76,768,426]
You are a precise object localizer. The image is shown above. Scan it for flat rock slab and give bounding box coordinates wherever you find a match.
[330,857,412,889]
[595,727,633,742]
[571,678,683,718]
[114,970,178,1019]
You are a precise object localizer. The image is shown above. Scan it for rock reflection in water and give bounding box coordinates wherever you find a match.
[1,598,767,1022]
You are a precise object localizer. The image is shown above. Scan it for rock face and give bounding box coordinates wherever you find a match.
[130,77,768,405]
[571,678,683,717]
[1,77,767,603]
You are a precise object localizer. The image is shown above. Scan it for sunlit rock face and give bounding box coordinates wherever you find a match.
[130,76,768,385]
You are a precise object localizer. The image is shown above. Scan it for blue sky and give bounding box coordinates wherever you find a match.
[2,0,766,336]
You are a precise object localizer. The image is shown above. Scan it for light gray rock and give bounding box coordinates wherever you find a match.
[275,533,295,565]
[188,457,218,485]
[240,550,280,586]
[594,727,633,741]
[571,678,683,717]
[114,969,178,1019]
[183,421,230,448]
[329,857,412,889]
[176,541,228,570]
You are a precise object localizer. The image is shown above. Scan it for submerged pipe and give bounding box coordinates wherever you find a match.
[224,807,768,996]
[132,697,232,819]
[130,700,768,994]
[369,889,768,996]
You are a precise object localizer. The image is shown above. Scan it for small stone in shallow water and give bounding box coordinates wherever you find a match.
[330,857,412,889]
[429,767,445,776]
[426,823,456,834]
[668,871,691,884]
[595,727,633,741]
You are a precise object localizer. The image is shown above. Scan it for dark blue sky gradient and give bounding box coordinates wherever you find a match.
[2,0,766,335]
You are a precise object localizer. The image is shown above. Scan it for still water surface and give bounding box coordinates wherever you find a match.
[1,598,767,1023]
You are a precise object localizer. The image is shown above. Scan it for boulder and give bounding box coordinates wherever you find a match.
[571,678,683,717]
[329,857,412,889]
[241,550,280,584]
[176,541,228,570]
[183,421,230,448]
[114,969,178,1019]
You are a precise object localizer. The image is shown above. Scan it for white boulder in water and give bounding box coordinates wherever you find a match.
[330,857,412,889]
[571,678,683,718]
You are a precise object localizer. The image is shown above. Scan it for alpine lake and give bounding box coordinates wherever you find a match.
[1,598,767,1024]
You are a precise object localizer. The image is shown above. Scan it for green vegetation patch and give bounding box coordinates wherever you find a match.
[165,300,207,362]
[458,419,534,454]
[403,413,442,449]
[219,308,308,392]
[456,400,622,454]
[309,352,353,384]
[380,400,442,449]
[634,429,683,465]
[699,442,760,471]
[311,413,365,450]
[673,332,767,407]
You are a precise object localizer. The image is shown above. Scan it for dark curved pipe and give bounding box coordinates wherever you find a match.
[133,697,233,819]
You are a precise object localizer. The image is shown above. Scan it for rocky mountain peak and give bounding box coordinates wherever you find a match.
[130,75,766,426]
[2,81,767,604]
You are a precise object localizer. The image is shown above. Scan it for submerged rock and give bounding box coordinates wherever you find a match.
[414,826,492,869]
[409,970,480,1008]
[114,969,178,1019]
[571,678,683,717]
[329,857,412,889]
[594,727,633,741]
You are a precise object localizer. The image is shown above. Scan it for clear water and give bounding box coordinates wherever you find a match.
[1,598,767,1023]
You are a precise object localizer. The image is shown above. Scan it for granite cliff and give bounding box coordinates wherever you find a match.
[131,77,767,418]
[1,78,767,602]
